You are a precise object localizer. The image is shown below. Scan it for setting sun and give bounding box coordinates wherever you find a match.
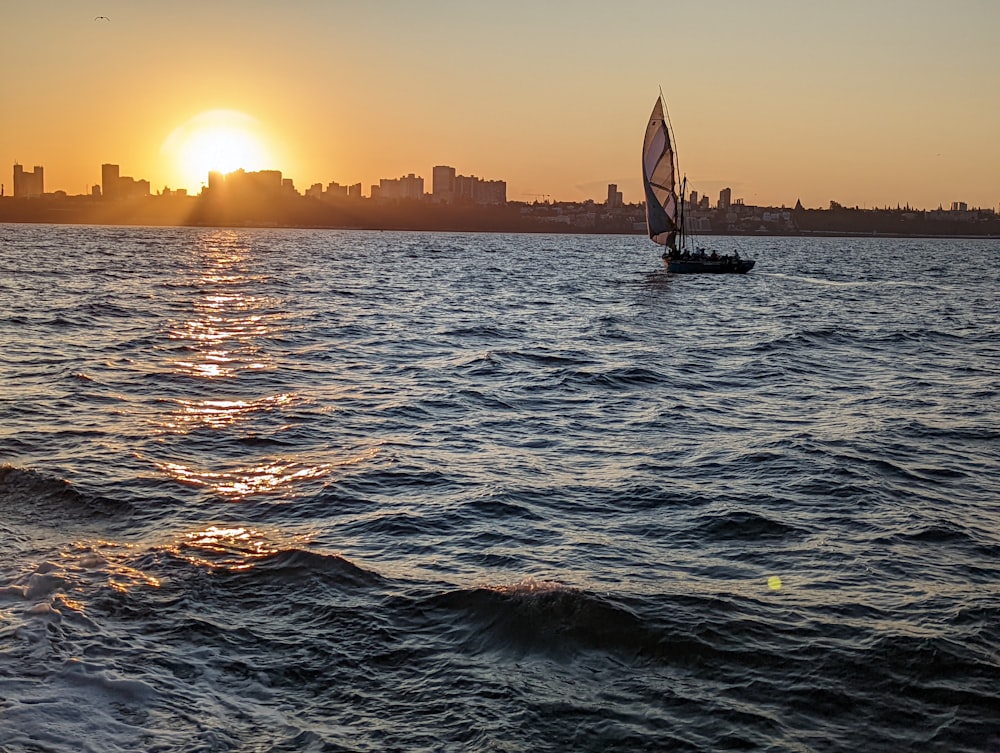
[161,110,273,193]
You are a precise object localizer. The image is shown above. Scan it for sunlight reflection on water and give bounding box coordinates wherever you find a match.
[144,230,335,500]
[157,393,296,433]
[154,458,334,499]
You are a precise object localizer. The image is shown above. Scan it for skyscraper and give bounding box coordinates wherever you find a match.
[13,164,43,197]
[102,163,120,200]
[433,165,456,204]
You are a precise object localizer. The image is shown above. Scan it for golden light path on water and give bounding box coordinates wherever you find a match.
[167,525,310,572]
[144,230,361,501]
[155,459,334,499]
[162,394,295,432]
[40,528,311,610]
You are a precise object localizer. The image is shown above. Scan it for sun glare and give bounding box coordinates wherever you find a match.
[162,110,273,192]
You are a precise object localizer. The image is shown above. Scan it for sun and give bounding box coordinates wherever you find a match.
[161,110,273,192]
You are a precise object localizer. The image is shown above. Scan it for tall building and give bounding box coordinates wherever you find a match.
[455,175,476,203]
[101,163,120,200]
[102,163,150,200]
[476,179,506,205]
[718,187,732,210]
[432,166,506,205]
[377,173,424,200]
[324,181,349,199]
[13,164,44,197]
[433,165,456,204]
[207,171,224,193]
[607,184,623,208]
[452,174,506,205]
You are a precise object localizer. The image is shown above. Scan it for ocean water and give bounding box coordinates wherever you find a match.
[1,223,998,752]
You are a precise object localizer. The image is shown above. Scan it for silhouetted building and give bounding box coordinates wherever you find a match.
[607,183,623,208]
[719,187,732,210]
[475,178,506,205]
[376,173,424,201]
[325,181,349,199]
[455,175,475,203]
[101,163,120,200]
[310,180,359,202]
[203,169,287,204]
[432,165,505,205]
[13,164,43,197]
[453,174,506,205]
[102,163,149,200]
[433,165,456,204]
[231,169,282,192]
[207,171,224,193]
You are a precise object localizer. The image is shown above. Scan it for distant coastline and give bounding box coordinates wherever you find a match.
[2,194,999,238]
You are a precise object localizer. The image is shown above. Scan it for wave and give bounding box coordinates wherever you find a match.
[550,365,669,391]
[247,547,385,588]
[118,543,387,619]
[79,300,137,319]
[873,520,1000,560]
[415,580,661,661]
[0,464,132,525]
[443,324,522,341]
[750,325,854,353]
[689,508,802,541]
[492,349,594,368]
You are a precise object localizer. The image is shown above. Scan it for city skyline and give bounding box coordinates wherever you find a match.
[6,156,994,214]
[2,1,998,209]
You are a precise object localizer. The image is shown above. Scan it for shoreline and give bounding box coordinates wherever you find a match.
[2,196,998,240]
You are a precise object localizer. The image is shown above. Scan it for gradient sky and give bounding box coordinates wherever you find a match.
[2,0,997,209]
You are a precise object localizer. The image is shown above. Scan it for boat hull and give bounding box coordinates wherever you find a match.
[664,257,755,274]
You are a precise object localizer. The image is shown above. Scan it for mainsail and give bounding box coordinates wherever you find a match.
[642,97,680,249]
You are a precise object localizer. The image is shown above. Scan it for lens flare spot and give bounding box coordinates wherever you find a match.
[768,575,783,591]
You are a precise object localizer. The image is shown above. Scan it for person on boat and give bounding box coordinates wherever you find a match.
[665,230,678,257]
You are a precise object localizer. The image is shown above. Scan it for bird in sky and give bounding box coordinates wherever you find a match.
[94,15,110,21]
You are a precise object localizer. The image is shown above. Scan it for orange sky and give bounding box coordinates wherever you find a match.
[2,1,998,209]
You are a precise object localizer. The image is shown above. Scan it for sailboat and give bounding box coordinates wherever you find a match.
[642,95,755,274]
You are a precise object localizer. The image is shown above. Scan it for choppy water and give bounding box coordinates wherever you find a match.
[1,223,998,752]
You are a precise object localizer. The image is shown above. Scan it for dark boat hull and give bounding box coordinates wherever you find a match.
[663,256,755,274]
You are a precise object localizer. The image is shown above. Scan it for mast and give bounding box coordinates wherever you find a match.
[679,176,687,251]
